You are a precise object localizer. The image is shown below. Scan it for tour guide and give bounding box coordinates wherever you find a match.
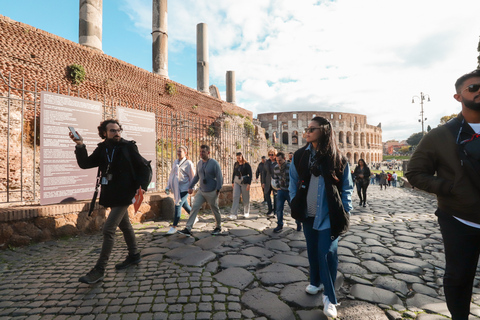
[406,69,480,320]
[70,119,150,284]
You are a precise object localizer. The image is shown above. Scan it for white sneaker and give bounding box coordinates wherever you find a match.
[228,214,237,220]
[194,216,199,224]
[244,212,250,218]
[305,284,320,295]
[166,227,177,235]
[322,294,337,318]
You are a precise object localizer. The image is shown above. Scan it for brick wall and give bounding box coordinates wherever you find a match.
[0,14,252,120]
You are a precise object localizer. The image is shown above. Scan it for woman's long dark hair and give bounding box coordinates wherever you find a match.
[310,116,345,183]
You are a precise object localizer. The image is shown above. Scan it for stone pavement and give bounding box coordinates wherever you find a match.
[1,186,480,320]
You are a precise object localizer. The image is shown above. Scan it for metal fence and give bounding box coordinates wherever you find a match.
[0,71,265,205]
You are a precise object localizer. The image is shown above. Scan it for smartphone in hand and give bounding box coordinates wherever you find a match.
[68,126,81,140]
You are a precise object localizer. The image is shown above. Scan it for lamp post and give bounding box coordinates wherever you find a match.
[412,92,430,136]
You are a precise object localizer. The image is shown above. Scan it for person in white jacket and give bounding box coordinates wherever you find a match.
[165,146,195,234]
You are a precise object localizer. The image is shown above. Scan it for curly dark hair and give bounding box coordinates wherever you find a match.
[97,119,122,139]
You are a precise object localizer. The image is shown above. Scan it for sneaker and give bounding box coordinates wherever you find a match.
[166,226,177,235]
[296,223,302,232]
[266,212,275,219]
[363,202,367,207]
[244,212,250,218]
[211,227,222,235]
[178,228,192,237]
[194,216,199,224]
[305,284,320,295]
[228,214,237,220]
[79,267,104,284]
[273,225,283,233]
[359,201,363,206]
[115,253,141,270]
[323,294,338,318]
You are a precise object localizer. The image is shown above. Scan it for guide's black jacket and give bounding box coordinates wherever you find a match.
[75,138,147,207]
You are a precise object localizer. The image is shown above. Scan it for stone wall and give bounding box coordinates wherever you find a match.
[0,184,265,249]
[258,111,383,165]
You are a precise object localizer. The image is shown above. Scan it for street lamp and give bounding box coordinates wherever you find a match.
[412,92,430,136]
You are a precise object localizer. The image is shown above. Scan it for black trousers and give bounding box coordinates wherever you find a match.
[437,209,480,320]
[355,181,368,203]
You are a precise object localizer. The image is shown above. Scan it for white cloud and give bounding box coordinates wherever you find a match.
[122,0,480,140]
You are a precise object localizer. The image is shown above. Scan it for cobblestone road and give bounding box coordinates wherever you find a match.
[1,185,480,320]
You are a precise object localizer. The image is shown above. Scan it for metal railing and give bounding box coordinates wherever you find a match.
[0,71,264,204]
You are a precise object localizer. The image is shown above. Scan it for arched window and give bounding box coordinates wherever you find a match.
[282,132,289,144]
[292,131,299,145]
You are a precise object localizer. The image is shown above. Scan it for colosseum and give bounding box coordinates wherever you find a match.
[257,111,383,165]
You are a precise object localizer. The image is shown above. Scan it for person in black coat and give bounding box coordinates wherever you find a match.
[70,119,150,284]
[255,156,266,203]
[353,159,371,207]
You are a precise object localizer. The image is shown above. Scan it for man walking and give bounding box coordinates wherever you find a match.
[406,69,480,320]
[262,149,277,217]
[272,152,301,233]
[178,145,223,237]
[70,119,150,284]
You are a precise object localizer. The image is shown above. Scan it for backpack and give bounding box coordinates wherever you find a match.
[122,141,153,191]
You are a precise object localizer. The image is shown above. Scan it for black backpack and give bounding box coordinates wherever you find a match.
[122,141,153,191]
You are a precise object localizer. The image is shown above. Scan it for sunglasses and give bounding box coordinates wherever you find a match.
[268,153,275,156]
[108,129,123,134]
[304,127,321,133]
[463,83,480,93]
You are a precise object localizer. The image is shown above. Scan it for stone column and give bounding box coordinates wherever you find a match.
[226,71,236,103]
[79,0,103,52]
[152,0,168,77]
[197,23,209,94]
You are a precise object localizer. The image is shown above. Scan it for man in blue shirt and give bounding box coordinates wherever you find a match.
[178,145,223,236]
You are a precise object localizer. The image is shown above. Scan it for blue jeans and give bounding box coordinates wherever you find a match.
[303,217,339,304]
[275,189,290,227]
[392,180,397,187]
[370,177,375,184]
[173,191,191,227]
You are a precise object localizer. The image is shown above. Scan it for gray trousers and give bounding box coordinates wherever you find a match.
[95,205,138,270]
[230,176,250,216]
[186,190,221,230]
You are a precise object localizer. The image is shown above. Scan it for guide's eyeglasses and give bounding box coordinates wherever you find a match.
[108,129,123,134]
[268,153,275,156]
[463,83,480,93]
[304,127,321,133]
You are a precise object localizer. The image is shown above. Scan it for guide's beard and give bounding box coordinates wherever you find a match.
[464,97,480,111]
[106,137,121,145]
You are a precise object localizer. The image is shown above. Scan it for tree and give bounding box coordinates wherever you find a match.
[440,114,458,125]
[407,132,424,146]
[399,146,410,154]
[427,125,432,132]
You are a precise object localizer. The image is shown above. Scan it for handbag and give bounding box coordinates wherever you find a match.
[88,167,101,216]
[291,149,311,222]
[321,159,350,240]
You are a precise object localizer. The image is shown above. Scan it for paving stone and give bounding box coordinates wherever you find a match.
[270,253,309,267]
[372,276,409,296]
[177,250,217,267]
[362,261,392,274]
[350,284,403,305]
[279,282,323,308]
[240,247,275,259]
[256,263,307,285]
[213,268,254,290]
[241,288,294,320]
[219,254,260,268]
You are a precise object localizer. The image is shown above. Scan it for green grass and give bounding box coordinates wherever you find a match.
[371,170,404,177]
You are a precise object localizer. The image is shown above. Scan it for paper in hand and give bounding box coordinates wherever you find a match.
[132,186,144,212]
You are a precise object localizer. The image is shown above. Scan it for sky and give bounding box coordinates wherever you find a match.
[2,0,480,141]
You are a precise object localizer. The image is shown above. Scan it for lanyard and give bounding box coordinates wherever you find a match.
[106,147,116,164]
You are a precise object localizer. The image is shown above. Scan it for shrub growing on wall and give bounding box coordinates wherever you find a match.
[68,64,86,85]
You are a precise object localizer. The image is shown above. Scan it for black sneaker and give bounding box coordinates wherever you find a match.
[359,201,363,206]
[79,267,104,284]
[363,202,367,207]
[178,228,192,237]
[296,223,302,232]
[266,212,275,219]
[273,225,283,233]
[115,253,141,270]
[211,227,222,235]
